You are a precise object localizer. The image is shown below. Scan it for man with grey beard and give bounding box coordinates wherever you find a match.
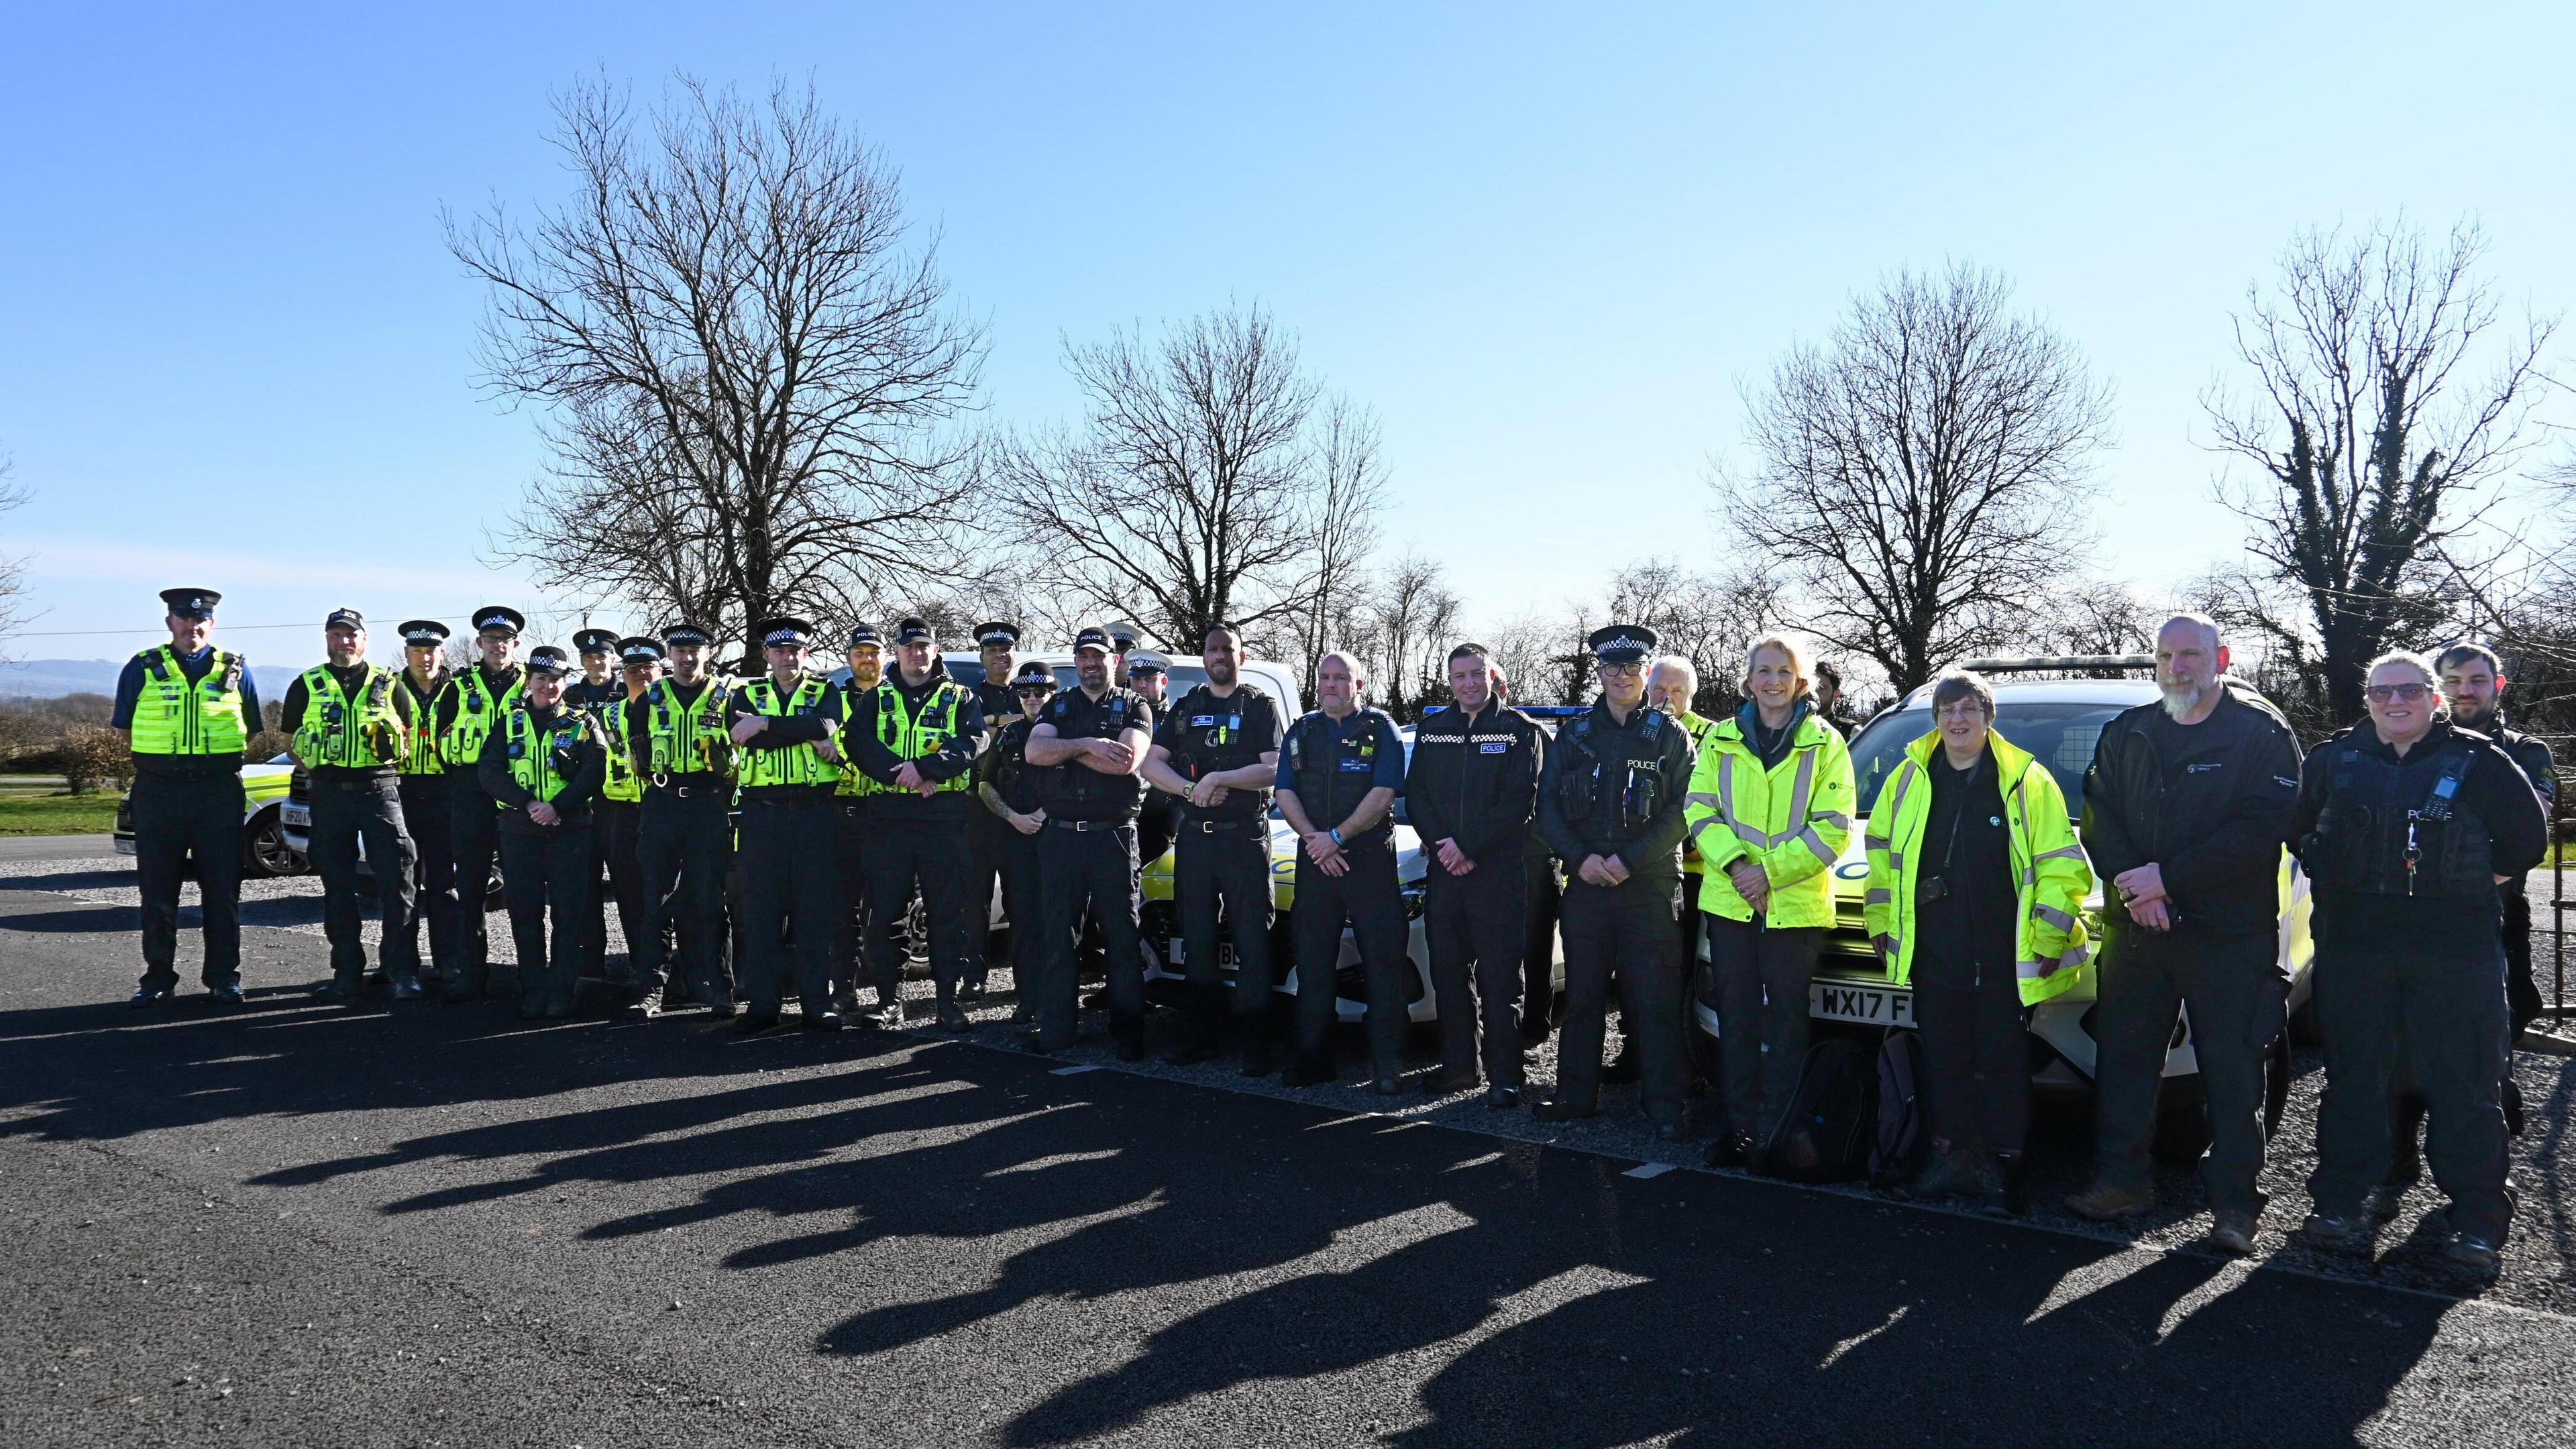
[2065,613,2303,1257]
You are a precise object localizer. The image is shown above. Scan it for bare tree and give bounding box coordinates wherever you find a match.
[448,74,985,659]
[2206,217,2556,721]
[1354,554,1462,720]
[994,306,1386,667]
[1720,261,2114,695]
[2028,579,2159,659]
[0,450,29,653]
[1599,557,1784,716]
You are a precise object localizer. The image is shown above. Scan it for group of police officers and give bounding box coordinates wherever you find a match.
[113,587,2559,1270]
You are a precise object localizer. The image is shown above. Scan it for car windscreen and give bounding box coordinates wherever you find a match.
[1847,702,2130,817]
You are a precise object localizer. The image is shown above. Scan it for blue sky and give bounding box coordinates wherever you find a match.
[2,2,2569,667]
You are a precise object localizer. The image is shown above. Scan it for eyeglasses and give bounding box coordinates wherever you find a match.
[1598,662,1643,677]
[1015,686,1055,698]
[2366,682,2428,704]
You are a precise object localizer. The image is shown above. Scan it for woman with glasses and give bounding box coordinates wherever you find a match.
[1863,670,2092,1214]
[2292,650,2547,1274]
[1682,633,1857,1169]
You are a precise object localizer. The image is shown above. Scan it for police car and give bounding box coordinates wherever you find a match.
[277,769,506,907]
[1690,658,2316,1161]
[113,754,307,877]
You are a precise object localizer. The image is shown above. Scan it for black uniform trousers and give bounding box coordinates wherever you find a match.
[131,772,246,992]
[869,813,978,1009]
[737,794,837,1016]
[1175,819,1277,1034]
[1559,876,1687,1126]
[1033,821,1146,1052]
[2314,943,2514,1240]
[499,823,592,1012]
[1521,842,1562,1032]
[983,817,1047,992]
[1912,975,2031,1156]
[2502,888,2540,1034]
[1707,912,1823,1142]
[448,785,505,993]
[633,784,732,1003]
[2091,928,2283,1213]
[967,818,1012,979]
[584,800,652,984]
[396,774,464,977]
[832,798,915,1007]
[1291,835,1409,1083]
[309,775,417,987]
[1427,855,1530,1088]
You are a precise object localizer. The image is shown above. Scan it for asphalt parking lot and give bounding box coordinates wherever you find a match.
[7,846,2576,1447]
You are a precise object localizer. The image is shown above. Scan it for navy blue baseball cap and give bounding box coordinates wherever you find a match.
[1072,626,1113,655]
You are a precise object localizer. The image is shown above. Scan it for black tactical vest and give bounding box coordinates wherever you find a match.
[1036,686,1149,821]
[1286,708,1393,843]
[1556,706,1672,840]
[1166,683,1275,820]
[2303,731,2495,898]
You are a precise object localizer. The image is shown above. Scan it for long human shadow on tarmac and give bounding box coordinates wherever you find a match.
[0,894,2497,1447]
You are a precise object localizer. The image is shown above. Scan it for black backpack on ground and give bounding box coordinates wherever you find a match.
[1763,1038,1878,1183]
[1868,1029,1929,1189]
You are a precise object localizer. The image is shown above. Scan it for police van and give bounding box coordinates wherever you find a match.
[1690,658,2316,1162]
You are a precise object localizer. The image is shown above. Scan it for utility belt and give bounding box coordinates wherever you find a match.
[647,773,731,800]
[1181,815,1267,835]
[1046,816,1134,833]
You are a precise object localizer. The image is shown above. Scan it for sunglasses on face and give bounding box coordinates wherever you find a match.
[1015,686,1055,698]
[2367,682,2428,704]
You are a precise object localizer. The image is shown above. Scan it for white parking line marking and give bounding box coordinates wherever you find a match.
[1623,1162,1676,1179]
[1049,1064,1100,1076]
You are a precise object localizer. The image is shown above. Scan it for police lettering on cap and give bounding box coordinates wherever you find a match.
[324,607,366,631]
[845,623,883,651]
[1126,649,1169,676]
[661,622,713,648]
[472,606,527,637]
[893,616,934,645]
[1587,623,1659,665]
[1072,626,1113,655]
[757,616,814,648]
[524,645,573,676]
[160,588,222,620]
[572,628,619,657]
[618,635,665,665]
[396,619,450,647]
[1011,661,1057,687]
[974,621,1020,648]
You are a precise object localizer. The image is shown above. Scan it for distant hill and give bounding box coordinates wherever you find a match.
[0,658,303,701]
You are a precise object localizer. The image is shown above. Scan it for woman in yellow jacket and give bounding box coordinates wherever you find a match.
[1682,635,1858,1168]
[1863,670,2092,1214]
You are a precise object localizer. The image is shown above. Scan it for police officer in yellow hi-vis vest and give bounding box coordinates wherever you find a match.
[587,636,663,996]
[622,623,737,1019]
[431,605,528,1003]
[726,616,847,1033]
[831,621,898,1020]
[282,608,418,1002]
[477,644,606,1018]
[390,620,464,985]
[1864,669,2091,1216]
[1684,633,1857,1169]
[113,588,265,1006]
[841,616,986,1032]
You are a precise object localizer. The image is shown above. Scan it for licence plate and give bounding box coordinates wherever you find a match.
[1163,942,1241,968]
[281,803,311,828]
[115,838,138,855]
[1810,980,1913,1027]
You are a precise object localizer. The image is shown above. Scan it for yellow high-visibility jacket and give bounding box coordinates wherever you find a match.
[1861,727,2093,1005]
[1683,706,1856,928]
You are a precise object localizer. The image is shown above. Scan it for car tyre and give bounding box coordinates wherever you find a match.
[239,807,307,879]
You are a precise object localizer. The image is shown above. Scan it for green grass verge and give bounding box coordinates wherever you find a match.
[0,790,121,836]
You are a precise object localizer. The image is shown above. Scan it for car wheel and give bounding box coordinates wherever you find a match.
[240,808,306,879]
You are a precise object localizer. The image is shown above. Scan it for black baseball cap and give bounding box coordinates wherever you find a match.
[893,616,934,645]
[324,607,365,631]
[845,623,883,650]
[1072,626,1113,655]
